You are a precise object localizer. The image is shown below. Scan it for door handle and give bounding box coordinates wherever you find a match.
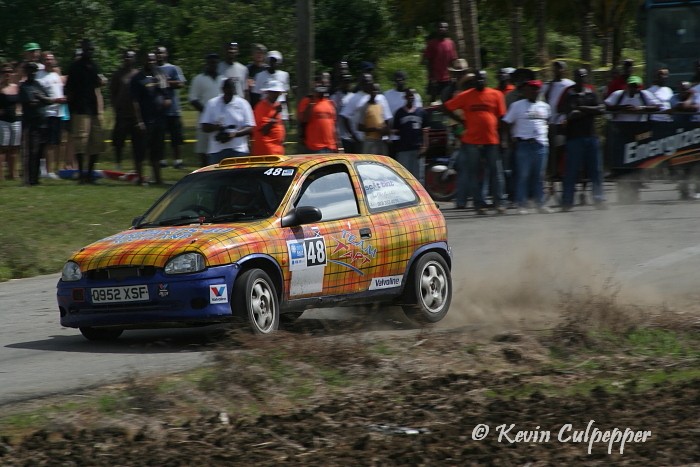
[359,228,372,239]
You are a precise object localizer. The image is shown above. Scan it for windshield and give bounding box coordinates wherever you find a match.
[135,167,296,228]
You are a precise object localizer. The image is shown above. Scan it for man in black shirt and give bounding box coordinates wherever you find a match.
[558,68,606,211]
[20,62,53,185]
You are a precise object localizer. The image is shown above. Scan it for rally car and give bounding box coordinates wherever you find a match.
[57,154,452,340]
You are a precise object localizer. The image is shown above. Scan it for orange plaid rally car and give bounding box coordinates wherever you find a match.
[57,154,452,340]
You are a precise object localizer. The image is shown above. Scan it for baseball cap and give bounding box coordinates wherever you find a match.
[500,67,515,75]
[627,75,643,85]
[267,50,283,64]
[262,79,285,92]
[24,42,40,52]
[525,79,543,89]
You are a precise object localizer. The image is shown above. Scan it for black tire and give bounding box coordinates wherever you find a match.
[401,252,452,324]
[79,327,124,341]
[425,165,457,201]
[233,269,279,334]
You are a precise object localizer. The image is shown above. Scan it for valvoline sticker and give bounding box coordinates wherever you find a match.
[209,284,228,304]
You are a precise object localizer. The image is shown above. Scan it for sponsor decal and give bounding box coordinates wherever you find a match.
[368,275,402,290]
[209,284,228,304]
[158,283,169,298]
[287,237,327,271]
[108,227,234,244]
[329,229,377,274]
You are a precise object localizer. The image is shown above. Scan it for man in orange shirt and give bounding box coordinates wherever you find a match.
[252,80,285,155]
[297,73,337,153]
[442,70,506,214]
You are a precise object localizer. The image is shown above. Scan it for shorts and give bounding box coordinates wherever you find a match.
[112,115,138,148]
[0,120,21,147]
[45,117,63,145]
[71,114,105,155]
[165,116,184,146]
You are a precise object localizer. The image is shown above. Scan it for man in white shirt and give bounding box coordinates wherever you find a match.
[502,79,552,214]
[189,53,225,166]
[540,60,574,187]
[218,42,248,100]
[37,52,67,178]
[200,78,255,164]
[340,73,392,154]
[647,68,673,122]
[604,75,661,122]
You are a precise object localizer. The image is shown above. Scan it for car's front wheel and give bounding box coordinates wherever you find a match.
[79,327,124,341]
[401,252,451,324]
[233,269,279,334]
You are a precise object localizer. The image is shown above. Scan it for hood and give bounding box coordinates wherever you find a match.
[71,222,272,270]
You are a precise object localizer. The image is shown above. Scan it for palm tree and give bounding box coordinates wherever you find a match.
[464,0,481,69]
[510,0,525,68]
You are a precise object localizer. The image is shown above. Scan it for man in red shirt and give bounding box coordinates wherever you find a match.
[253,80,285,155]
[422,21,457,103]
[298,74,337,153]
[442,70,507,214]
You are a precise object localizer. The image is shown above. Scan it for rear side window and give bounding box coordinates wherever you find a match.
[356,162,417,212]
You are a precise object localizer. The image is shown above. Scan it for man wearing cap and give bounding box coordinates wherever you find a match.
[109,50,140,170]
[558,68,607,211]
[422,21,458,103]
[247,44,268,108]
[189,53,225,166]
[200,78,255,163]
[218,42,248,101]
[64,38,105,184]
[442,70,507,214]
[19,43,44,81]
[253,79,286,155]
[502,79,552,214]
[604,75,660,122]
[253,51,290,127]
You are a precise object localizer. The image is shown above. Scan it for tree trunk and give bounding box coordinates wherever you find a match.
[448,0,466,58]
[464,0,481,69]
[535,0,548,71]
[510,0,524,68]
[580,0,594,70]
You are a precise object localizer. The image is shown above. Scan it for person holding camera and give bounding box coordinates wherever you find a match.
[297,73,337,154]
[200,78,255,164]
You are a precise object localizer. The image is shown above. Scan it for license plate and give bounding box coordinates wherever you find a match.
[91,285,149,303]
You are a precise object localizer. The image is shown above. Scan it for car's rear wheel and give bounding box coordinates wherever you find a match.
[79,327,124,341]
[233,269,279,334]
[401,252,451,324]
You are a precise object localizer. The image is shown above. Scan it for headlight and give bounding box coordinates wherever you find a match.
[165,253,206,275]
[61,261,82,281]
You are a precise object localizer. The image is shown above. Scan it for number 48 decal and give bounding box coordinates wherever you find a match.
[304,238,326,267]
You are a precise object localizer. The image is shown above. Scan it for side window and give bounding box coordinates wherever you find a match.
[296,167,360,221]
[356,162,417,211]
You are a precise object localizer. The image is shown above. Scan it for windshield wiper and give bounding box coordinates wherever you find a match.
[205,212,253,223]
[136,215,202,228]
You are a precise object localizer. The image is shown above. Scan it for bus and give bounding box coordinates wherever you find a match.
[642,0,700,86]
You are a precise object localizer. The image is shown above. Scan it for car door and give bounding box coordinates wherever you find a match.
[283,163,376,299]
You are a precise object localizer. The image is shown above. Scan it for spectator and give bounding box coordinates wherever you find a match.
[393,88,429,183]
[540,60,574,186]
[64,39,105,184]
[189,53,225,166]
[604,76,660,122]
[502,79,552,214]
[331,60,350,95]
[253,79,286,156]
[130,52,172,185]
[0,63,21,181]
[253,51,290,128]
[503,69,536,205]
[669,82,700,199]
[606,58,634,97]
[19,42,44,81]
[155,46,187,169]
[558,68,607,211]
[330,73,355,153]
[109,50,140,170]
[359,83,390,155]
[37,52,67,179]
[384,70,423,157]
[647,68,673,122]
[247,44,267,108]
[422,21,458,103]
[440,58,471,103]
[340,74,392,156]
[495,67,516,96]
[297,74,337,154]
[442,70,507,214]
[200,78,255,163]
[218,41,248,101]
[19,62,53,186]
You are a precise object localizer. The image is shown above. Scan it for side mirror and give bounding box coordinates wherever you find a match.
[281,206,322,227]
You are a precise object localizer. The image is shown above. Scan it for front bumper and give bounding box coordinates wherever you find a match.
[57,264,240,329]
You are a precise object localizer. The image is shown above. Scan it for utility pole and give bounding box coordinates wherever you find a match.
[296,0,314,99]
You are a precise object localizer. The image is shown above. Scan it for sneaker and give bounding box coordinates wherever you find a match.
[47,172,60,180]
[174,160,185,169]
[518,208,529,215]
[537,206,554,214]
[496,206,507,215]
[159,160,168,168]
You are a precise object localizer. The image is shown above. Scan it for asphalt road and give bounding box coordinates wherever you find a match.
[2,181,700,406]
